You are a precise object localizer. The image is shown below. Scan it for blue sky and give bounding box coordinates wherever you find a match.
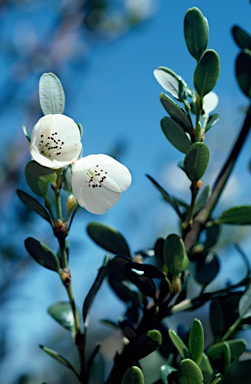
[2,1,251,382]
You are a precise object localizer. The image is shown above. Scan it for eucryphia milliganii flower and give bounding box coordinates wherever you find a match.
[29,114,82,169]
[71,154,132,214]
[203,91,218,116]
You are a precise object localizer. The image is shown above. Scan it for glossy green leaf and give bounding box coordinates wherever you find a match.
[188,319,204,365]
[164,234,189,276]
[25,161,57,197]
[25,237,59,272]
[16,189,52,224]
[83,255,109,322]
[239,284,251,319]
[154,67,190,100]
[184,7,209,60]
[205,113,220,132]
[194,50,220,97]
[48,302,75,333]
[219,206,251,225]
[39,345,79,379]
[207,339,246,363]
[87,222,130,257]
[232,25,251,50]
[161,117,191,153]
[146,175,182,218]
[160,93,193,133]
[160,365,177,384]
[199,353,214,383]
[184,142,210,181]
[125,261,165,280]
[236,51,251,99]
[168,329,190,359]
[39,72,65,115]
[122,366,144,384]
[178,358,204,384]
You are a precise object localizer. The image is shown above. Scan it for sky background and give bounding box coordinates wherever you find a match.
[2,1,251,383]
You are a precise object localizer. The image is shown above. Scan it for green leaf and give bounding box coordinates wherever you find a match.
[39,72,65,115]
[161,117,191,153]
[207,340,246,363]
[83,255,109,322]
[25,161,57,197]
[222,360,251,384]
[87,222,131,257]
[236,50,251,99]
[39,345,79,379]
[122,366,144,384]
[164,234,189,276]
[205,113,220,132]
[25,237,59,272]
[22,125,31,142]
[232,25,251,50]
[194,185,211,214]
[239,284,251,319]
[188,319,204,365]
[160,365,177,384]
[178,358,204,384]
[160,93,193,133]
[184,142,210,181]
[209,374,222,384]
[199,353,214,383]
[196,254,220,287]
[184,7,209,60]
[154,67,190,100]
[48,302,76,334]
[194,50,220,97]
[146,175,183,218]
[168,329,190,359]
[219,206,251,225]
[16,189,52,224]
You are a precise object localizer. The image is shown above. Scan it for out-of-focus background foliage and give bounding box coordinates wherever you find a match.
[1,1,251,383]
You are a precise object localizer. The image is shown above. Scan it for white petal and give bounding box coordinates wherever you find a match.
[71,154,132,214]
[203,92,218,116]
[30,114,82,169]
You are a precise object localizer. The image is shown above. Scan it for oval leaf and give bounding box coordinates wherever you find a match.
[25,237,59,271]
[219,206,251,225]
[178,358,204,384]
[122,366,144,384]
[184,7,209,60]
[154,67,190,100]
[188,318,204,365]
[184,142,210,181]
[236,51,251,99]
[161,117,191,153]
[25,161,57,197]
[48,302,75,333]
[87,222,130,257]
[194,49,220,97]
[196,254,220,287]
[168,329,190,359]
[164,234,189,276]
[239,284,251,319]
[17,189,52,224]
[39,72,65,115]
[160,93,193,133]
[232,25,251,50]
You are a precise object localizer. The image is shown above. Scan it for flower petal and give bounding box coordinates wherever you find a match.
[71,154,132,214]
[30,114,82,169]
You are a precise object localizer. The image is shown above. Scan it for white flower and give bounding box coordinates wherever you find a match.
[203,92,219,116]
[71,154,132,214]
[29,114,82,169]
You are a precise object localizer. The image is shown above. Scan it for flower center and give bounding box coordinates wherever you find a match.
[38,132,65,158]
[86,165,108,188]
